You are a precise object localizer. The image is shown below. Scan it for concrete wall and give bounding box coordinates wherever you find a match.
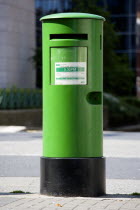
[0,0,36,88]
[0,109,42,127]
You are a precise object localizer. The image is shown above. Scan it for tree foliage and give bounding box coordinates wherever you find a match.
[71,0,135,96]
[32,47,42,88]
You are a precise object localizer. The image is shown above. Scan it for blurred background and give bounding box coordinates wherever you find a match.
[0,0,140,130]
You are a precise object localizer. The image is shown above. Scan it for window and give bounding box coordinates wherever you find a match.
[111,17,129,32]
[118,35,129,50]
[106,0,136,15]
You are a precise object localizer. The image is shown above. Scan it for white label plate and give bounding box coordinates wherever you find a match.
[55,62,87,85]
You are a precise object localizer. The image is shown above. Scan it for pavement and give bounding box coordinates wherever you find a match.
[0,194,139,210]
[0,126,139,209]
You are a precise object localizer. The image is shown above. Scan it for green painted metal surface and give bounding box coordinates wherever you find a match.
[41,13,104,157]
[41,12,105,21]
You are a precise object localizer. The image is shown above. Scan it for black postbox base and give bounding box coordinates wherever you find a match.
[40,157,106,197]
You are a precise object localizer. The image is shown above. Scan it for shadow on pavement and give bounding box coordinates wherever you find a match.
[0,192,139,199]
[101,194,140,198]
[0,192,32,196]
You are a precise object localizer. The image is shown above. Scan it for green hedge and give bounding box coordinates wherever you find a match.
[0,88,42,109]
[103,93,140,128]
[121,97,140,109]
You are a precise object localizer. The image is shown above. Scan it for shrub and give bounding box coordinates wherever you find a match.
[0,88,42,109]
[104,93,140,127]
[121,97,140,109]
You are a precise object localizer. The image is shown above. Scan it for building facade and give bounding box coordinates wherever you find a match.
[136,0,140,96]
[100,0,137,95]
[101,0,136,70]
[0,0,36,88]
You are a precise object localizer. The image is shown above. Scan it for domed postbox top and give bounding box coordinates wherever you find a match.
[40,12,105,21]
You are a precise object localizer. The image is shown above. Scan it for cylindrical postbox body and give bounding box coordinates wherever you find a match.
[41,13,105,197]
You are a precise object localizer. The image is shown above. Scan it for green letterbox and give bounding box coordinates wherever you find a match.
[40,13,105,197]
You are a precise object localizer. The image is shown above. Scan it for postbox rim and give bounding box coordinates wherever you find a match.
[40,12,105,21]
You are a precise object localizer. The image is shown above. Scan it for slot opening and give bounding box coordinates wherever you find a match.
[50,34,88,40]
[100,35,102,50]
[86,92,102,105]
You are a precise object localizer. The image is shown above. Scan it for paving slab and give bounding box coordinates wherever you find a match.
[0,194,139,210]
